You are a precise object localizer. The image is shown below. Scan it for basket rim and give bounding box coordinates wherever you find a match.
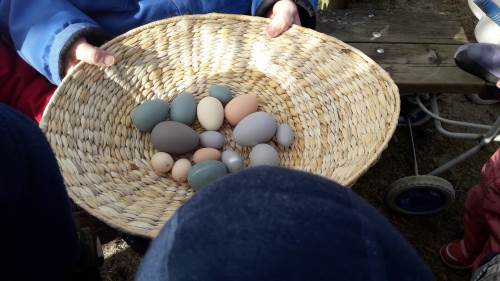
[40,13,400,238]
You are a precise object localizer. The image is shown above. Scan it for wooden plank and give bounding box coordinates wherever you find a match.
[381,65,484,95]
[350,43,458,66]
[316,10,483,94]
[346,43,484,94]
[317,9,470,44]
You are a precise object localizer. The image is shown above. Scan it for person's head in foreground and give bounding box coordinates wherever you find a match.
[136,166,435,281]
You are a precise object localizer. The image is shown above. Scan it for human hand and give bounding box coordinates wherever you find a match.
[497,80,500,89]
[266,0,301,38]
[64,37,115,77]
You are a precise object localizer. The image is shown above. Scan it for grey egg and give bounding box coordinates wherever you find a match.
[200,131,225,149]
[276,124,295,147]
[131,99,169,132]
[250,144,280,167]
[151,121,199,154]
[234,112,277,146]
[170,92,197,125]
[188,160,227,191]
[208,85,233,105]
[221,149,244,173]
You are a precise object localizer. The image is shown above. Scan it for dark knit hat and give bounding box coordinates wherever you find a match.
[136,166,434,281]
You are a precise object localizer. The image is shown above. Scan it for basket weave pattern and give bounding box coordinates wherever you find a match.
[41,14,399,238]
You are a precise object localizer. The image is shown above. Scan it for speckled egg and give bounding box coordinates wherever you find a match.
[171,159,192,183]
[276,124,295,147]
[208,85,233,105]
[199,131,225,149]
[224,94,258,126]
[197,97,224,130]
[188,160,227,191]
[250,144,280,167]
[233,112,277,146]
[193,148,221,164]
[151,152,174,176]
[221,149,244,173]
[131,99,169,132]
[170,92,197,126]
[151,121,199,154]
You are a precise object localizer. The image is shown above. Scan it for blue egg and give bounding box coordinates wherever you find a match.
[170,92,197,125]
[208,85,233,105]
[276,124,295,147]
[250,144,280,167]
[131,99,169,132]
[234,112,277,146]
[222,149,244,173]
[200,131,225,149]
[188,160,227,191]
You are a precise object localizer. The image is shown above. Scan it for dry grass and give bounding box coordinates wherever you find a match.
[318,0,332,9]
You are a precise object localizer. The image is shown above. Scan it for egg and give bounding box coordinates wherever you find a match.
[224,94,258,126]
[250,144,280,167]
[131,99,170,132]
[193,148,222,164]
[171,158,192,183]
[221,149,244,173]
[151,152,174,176]
[199,131,225,149]
[276,124,295,147]
[197,97,224,130]
[233,112,277,146]
[170,92,197,126]
[188,160,227,191]
[208,85,233,105]
[151,121,199,154]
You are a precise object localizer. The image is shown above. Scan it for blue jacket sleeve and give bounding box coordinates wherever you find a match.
[1,0,104,85]
[251,0,318,28]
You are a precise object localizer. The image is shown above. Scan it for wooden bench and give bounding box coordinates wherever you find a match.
[316,9,485,95]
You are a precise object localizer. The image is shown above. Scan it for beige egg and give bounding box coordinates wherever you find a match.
[224,94,258,126]
[171,159,192,183]
[192,148,222,164]
[197,97,224,130]
[151,152,174,176]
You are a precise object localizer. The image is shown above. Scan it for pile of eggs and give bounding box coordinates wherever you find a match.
[132,85,294,191]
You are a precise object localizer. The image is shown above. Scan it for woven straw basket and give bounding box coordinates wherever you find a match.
[41,14,399,238]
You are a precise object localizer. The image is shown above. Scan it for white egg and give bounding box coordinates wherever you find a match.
[171,159,192,183]
[197,97,224,131]
[151,152,174,176]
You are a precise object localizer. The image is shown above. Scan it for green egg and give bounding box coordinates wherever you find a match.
[208,85,233,105]
[170,92,197,125]
[188,160,227,191]
[131,99,169,132]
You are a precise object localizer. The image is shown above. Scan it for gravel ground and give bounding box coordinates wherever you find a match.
[93,1,500,280]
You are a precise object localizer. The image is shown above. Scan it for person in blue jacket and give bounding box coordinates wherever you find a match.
[0,0,317,85]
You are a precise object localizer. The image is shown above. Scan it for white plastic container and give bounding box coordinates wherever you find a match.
[468,0,500,44]
[468,0,486,19]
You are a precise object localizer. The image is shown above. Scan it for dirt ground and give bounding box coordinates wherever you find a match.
[355,94,499,281]
[94,1,500,280]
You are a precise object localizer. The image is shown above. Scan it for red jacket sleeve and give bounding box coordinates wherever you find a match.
[0,38,55,123]
[481,148,500,255]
